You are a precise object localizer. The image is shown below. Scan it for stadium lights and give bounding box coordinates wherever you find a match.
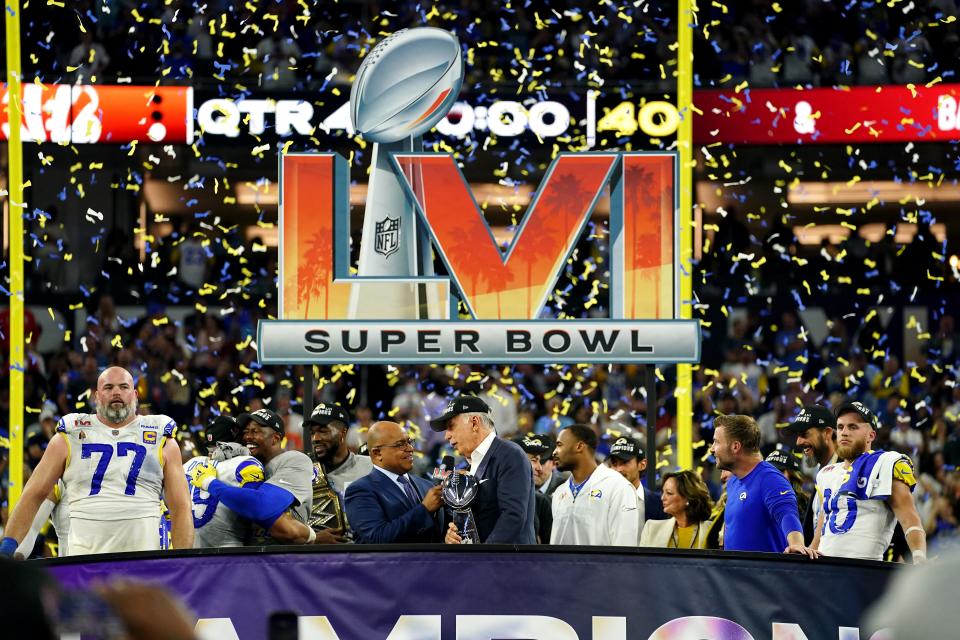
[792,222,946,245]
[787,180,960,204]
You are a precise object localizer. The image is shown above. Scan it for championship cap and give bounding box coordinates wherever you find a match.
[304,403,351,428]
[785,405,835,434]
[607,436,645,461]
[429,395,491,431]
[766,448,801,473]
[514,434,552,462]
[237,408,284,435]
[835,400,880,430]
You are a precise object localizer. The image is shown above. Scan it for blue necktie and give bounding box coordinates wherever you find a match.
[397,474,420,507]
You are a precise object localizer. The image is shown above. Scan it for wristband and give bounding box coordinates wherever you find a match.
[904,526,926,538]
[0,537,18,557]
[306,527,317,544]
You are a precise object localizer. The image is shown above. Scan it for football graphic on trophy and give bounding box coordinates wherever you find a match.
[347,27,464,320]
[350,27,463,143]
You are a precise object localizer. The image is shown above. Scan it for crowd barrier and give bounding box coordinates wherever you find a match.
[43,546,896,640]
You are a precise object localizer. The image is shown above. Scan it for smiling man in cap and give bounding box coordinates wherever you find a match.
[186,412,323,546]
[811,401,926,562]
[785,405,837,543]
[430,395,535,545]
[240,408,314,542]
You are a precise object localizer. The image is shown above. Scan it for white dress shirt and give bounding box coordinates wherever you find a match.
[469,431,497,475]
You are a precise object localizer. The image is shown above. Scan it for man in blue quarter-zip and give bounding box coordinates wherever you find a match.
[711,414,818,558]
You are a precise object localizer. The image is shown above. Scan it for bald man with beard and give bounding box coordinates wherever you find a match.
[343,422,445,544]
[2,366,193,557]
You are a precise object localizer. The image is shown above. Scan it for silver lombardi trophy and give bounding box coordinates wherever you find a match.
[348,27,464,319]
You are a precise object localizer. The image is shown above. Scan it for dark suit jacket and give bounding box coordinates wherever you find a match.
[344,468,442,544]
[644,486,667,521]
[473,437,536,544]
[534,491,553,544]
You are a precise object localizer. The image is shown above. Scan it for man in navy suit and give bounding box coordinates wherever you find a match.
[344,421,444,544]
[431,396,536,545]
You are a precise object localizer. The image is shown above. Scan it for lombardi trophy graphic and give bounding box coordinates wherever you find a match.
[348,27,464,319]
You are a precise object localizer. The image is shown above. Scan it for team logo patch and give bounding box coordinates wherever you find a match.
[143,430,158,444]
[739,491,748,501]
[374,215,400,258]
[589,489,603,500]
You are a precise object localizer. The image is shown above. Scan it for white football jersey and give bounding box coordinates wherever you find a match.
[815,450,916,561]
[52,480,71,556]
[59,413,174,521]
[185,449,265,547]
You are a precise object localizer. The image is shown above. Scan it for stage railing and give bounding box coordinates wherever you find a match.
[43,545,896,640]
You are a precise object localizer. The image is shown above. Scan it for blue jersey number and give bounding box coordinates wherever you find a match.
[81,442,148,496]
[189,485,220,528]
[823,488,859,535]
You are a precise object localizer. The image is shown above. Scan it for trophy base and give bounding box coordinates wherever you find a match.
[454,509,480,544]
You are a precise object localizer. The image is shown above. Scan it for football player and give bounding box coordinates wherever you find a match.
[2,367,193,557]
[187,414,318,545]
[811,402,926,563]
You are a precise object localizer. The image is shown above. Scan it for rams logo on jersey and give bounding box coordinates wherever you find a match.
[235,459,265,486]
[589,489,603,500]
[143,430,158,444]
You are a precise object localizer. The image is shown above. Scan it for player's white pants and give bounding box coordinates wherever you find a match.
[68,516,161,555]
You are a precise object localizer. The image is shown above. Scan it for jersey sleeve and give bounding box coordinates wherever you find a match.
[266,453,313,507]
[55,413,82,434]
[892,457,916,491]
[866,451,915,499]
[158,416,177,438]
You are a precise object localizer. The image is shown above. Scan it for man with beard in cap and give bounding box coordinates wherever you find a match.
[513,434,554,543]
[306,403,372,490]
[811,401,926,562]
[785,405,837,543]
[305,403,371,543]
[187,414,323,545]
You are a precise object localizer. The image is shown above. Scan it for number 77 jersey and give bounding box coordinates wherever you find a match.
[58,413,175,521]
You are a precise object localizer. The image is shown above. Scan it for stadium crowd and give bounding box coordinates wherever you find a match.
[5,0,959,90]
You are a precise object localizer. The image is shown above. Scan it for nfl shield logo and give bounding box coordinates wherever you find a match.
[374,216,401,258]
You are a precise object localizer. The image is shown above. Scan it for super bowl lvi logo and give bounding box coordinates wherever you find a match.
[348,27,464,318]
[259,27,701,366]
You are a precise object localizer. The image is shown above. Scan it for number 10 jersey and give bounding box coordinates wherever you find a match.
[58,413,174,521]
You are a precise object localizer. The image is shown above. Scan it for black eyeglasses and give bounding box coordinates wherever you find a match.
[374,438,416,450]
